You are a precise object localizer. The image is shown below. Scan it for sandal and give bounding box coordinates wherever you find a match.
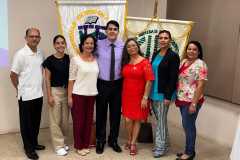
[130,144,138,156]
[154,153,162,158]
[125,139,132,150]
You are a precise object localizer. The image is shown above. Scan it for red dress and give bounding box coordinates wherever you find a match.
[122,58,155,120]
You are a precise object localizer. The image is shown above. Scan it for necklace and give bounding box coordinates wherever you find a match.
[54,53,64,62]
[129,55,140,65]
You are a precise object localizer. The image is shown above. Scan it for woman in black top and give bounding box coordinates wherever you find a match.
[42,35,70,156]
[149,30,180,158]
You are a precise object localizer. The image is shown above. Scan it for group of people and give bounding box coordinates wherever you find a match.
[10,20,207,160]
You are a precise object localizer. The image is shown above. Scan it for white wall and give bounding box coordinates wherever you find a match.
[168,96,240,147]
[167,0,240,104]
[1,0,238,149]
[127,0,167,18]
[0,0,167,133]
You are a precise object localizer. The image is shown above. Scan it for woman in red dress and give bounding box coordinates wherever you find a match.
[121,38,155,156]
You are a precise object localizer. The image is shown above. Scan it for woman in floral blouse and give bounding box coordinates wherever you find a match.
[175,41,207,160]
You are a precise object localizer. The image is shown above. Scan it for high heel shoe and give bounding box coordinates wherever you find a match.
[130,144,137,156]
[153,153,162,158]
[125,139,132,150]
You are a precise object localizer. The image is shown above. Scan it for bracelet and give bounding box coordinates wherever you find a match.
[143,96,148,100]
[192,103,196,107]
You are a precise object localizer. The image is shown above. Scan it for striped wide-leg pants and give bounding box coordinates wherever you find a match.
[151,100,170,155]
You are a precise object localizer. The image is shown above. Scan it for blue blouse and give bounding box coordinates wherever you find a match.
[149,54,176,102]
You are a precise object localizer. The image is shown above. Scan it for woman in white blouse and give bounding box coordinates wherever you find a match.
[68,34,99,156]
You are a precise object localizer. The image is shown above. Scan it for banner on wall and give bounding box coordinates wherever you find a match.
[56,1,127,58]
[0,0,9,67]
[125,16,194,61]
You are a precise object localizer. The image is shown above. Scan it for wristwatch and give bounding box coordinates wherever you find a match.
[143,96,148,100]
[192,103,196,107]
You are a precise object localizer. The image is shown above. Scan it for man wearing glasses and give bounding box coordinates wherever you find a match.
[10,28,45,160]
[94,20,124,154]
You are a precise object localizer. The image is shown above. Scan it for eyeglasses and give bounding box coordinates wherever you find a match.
[27,35,40,39]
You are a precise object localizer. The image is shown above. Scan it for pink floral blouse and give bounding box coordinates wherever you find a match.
[176,58,208,102]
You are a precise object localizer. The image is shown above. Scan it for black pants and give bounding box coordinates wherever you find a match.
[96,79,122,144]
[18,97,43,152]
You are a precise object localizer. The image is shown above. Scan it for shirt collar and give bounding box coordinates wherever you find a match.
[25,44,40,56]
[105,38,119,47]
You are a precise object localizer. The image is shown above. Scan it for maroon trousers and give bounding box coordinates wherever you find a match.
[71,94,95,150]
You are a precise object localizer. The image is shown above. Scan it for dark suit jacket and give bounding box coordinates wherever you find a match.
[151,48,180,100]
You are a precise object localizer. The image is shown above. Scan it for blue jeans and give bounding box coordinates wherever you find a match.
[180,104,202,156]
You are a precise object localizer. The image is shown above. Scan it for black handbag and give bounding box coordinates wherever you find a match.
[137,120,153,143]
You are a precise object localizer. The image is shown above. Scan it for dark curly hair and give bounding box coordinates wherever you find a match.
[121,38,143,67]
[79,34,97,53]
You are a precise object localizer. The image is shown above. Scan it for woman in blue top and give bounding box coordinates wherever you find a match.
[150,30,180,158]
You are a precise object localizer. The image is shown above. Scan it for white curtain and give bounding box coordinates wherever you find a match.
[230,115,240,160]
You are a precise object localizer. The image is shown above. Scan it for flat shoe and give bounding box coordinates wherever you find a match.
[176,157,193,160]
[34,145,45,150]
[177,151,195,158]
[177,152,183,157]
[96,142,104,154]
[109,142,122,153]
[76,149,86,156]
[84,148,90,154]
[25,151,39,159]
[175,154,194,160]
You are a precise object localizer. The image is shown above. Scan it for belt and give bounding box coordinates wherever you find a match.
[62,85,67,88]
[53,85,68,88]
[98,78,123,85]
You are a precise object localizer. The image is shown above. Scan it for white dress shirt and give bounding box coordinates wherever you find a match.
[11,44,45,101]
